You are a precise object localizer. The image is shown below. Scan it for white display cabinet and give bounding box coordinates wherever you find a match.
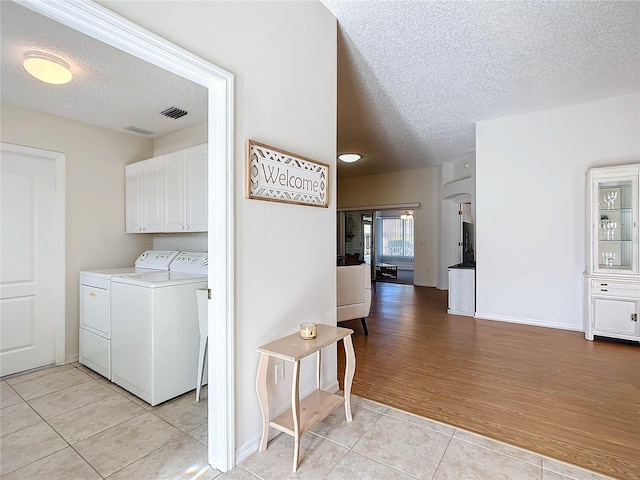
[584,164,640,342]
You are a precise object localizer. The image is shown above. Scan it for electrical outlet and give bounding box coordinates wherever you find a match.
[275,360,285,384]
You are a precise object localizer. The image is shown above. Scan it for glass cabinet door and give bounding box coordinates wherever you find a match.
[592,174,638,275]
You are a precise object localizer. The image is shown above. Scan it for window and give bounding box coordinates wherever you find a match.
[378,215,414,262]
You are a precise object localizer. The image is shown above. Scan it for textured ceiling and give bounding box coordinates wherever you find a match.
[322,0,640,177]
[1,1,638,175]
[0,1,207,139]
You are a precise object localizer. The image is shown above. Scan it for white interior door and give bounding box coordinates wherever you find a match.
[1,145,62,376]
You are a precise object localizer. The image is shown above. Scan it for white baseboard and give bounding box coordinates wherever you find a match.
[236,379,341,464]
[474,312,583,332]
[235,432,265,465]
[324,380,340,394]
[65,353,79,364]
[413,282,437,287]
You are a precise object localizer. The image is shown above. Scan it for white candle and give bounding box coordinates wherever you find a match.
[300,322,317,339]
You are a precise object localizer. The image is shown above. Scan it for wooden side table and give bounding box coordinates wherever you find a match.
[255,324,356,472]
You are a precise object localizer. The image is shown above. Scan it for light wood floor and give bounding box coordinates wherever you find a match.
[337,283,640,480]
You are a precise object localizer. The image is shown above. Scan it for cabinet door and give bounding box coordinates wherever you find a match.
[162,150,186,232]
[448,268,475,316]
[185,143,208,232]
[125,162,143,233]
[143,156,164,233]
[593,297,638,336]
[588,166,639,276]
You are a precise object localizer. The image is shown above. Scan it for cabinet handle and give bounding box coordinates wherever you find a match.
[632,314,638,322]
[600,283,608,286]
[600,289,608,292]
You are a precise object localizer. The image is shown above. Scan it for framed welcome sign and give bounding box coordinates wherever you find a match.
[246,140,329,208]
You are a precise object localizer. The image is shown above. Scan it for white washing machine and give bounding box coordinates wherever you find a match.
[78,250,179,379]
[110,252,208,406]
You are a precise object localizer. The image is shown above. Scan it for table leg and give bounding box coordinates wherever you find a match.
[343,334,355,422]
[291,360,301,472]
[256,353,270,452]
[316,350,321,390]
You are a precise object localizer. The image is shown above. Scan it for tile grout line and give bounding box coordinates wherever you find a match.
[1,391,101,479]
[452,433,543,468]
[429,431,455,480]
[330,398,545,480]
[360,398,614,479]
[313,411,423,479]
[100,432,192,479]
[3,365,212,479]
[21,365,148,477]
[319,442,350,479]
[236,464,265,480]
[4,368,93,403]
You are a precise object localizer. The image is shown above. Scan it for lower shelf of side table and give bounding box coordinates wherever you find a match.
[270,389,344,437]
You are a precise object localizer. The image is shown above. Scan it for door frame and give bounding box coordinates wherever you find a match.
[17,0,236,471]
[1,142,66,368]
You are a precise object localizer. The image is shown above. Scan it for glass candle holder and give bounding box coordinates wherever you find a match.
[300,322,317,340]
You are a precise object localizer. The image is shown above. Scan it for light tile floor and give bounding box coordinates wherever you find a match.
[1,364,614,480]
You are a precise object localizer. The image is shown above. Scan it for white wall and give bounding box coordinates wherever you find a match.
[476,92,640,331]
[337,168,439,286]
[153,123,207,156]
[0,103,154,361]
[100,0,338,457]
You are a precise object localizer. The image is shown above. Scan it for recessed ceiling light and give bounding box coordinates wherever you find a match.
[23,51,72,85]
[338,153,362,163]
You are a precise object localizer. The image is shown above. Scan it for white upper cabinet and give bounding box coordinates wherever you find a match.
[163,144,207,233]
[125,144,207,234]
[185,144,208,232]
[586,164,639,276]
[162,150,186,232]
[125,156,163,233]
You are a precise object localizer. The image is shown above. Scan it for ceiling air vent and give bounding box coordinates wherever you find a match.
[160,106,188,119]
[124,125,154,135]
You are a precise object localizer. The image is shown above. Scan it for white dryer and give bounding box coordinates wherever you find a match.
[78,250,178,379]
[110,252,208,406]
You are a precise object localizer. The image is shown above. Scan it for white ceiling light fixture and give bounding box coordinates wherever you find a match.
[23,51,72,85]
[338,153,362,163]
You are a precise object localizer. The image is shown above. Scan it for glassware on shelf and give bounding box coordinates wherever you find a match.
[603,191,618,209]
[603,221,618,240]
[601,251,616,267]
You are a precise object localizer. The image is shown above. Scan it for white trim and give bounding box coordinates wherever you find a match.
[474,313,584,332]
[65,353,79,364]
[0,142,66,369]
[236,431,282,466]
[235,378,339,464]
[338,202,421,212]
[55,150,66,367]
[236,433,263,465]
[15,0,236,472]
